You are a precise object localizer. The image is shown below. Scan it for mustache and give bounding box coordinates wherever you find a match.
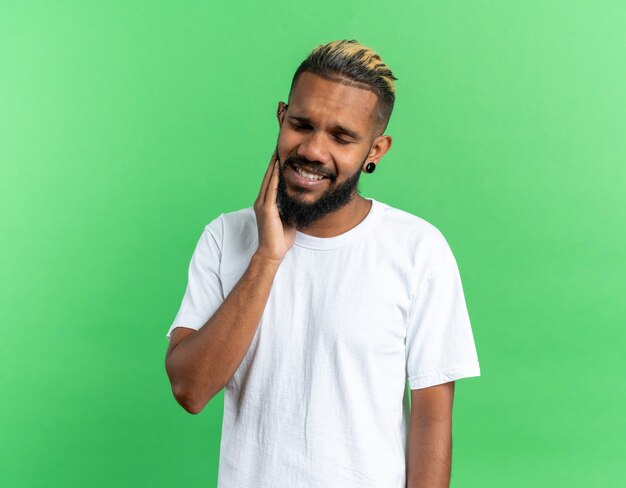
[284,156,333,178]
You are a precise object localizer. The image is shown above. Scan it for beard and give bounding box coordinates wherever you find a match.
[275,153,367,230]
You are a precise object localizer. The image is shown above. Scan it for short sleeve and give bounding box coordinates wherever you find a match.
[165,215,225,342]
[405,234,481,389]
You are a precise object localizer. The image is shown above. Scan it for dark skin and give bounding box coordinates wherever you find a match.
[166,71,455,487]
[277,72,455,487]
[408,382,455,488]
[275,71,392,237]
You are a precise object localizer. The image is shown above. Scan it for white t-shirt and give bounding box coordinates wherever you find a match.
[166,197,481,488]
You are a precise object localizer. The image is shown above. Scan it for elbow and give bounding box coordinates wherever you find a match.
[179,396,204,415]
[164,356,224,414]
[170,380,223,415]
[171,383,205,415]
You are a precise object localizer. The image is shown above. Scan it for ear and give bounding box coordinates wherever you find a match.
[277,102,288,127]
[366,134,393,166]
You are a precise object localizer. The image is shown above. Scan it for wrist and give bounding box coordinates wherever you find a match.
[251,252,283,270]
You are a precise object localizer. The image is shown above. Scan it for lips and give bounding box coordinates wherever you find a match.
[287,164,329,188]
[293,164,328,179]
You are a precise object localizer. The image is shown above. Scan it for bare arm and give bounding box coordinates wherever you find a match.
[164,148,296,414]
[407,382,455,488]
[165,253,280,413]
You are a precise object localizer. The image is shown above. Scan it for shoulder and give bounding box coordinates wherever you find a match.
[202,207,255,234]
[372,199,457,277]
[375,200,450,250]
[204,206,258,257]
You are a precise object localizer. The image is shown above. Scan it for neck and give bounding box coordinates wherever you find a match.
[296,195,372,238]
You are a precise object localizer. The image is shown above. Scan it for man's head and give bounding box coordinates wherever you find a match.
[275,40,397,229]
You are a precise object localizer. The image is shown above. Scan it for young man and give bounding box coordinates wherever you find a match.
[164,39,480,488]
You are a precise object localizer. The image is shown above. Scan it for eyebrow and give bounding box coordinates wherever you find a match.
[288,115,363,142]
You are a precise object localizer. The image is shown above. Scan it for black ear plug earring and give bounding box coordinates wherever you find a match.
[364,162,376,173]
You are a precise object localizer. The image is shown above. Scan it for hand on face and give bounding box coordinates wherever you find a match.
[253,147,297,264]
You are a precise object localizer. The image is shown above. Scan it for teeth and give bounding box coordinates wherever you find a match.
[296,167,325,180]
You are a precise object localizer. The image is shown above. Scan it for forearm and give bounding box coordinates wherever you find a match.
[165,253,280,412]
[406,418,452,488]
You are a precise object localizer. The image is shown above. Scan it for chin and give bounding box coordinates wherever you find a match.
[291,192,320,205]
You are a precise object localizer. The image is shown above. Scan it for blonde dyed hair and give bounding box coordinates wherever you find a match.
[289,39,398,134]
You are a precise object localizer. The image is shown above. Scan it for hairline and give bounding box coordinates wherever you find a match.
[288,70,388,138]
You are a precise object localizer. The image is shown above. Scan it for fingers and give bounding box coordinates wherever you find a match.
[256,148,279,207]
[264,158,279,206]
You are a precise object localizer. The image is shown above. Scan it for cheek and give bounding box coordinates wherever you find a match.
[277,129,302,162]
[278,126,299,143]
[338,157,365,179]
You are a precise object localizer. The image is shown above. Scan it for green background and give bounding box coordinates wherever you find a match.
[2,1,624,486]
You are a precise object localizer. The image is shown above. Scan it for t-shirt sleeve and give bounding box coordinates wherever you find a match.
[165,214,225,342]
[405,232,481,389]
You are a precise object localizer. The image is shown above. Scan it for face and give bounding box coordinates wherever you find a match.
[275,72,391,229]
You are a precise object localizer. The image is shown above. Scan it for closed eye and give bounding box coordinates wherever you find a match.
[291,122,351,145]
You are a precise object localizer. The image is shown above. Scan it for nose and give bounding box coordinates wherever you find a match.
[296,130,330,165]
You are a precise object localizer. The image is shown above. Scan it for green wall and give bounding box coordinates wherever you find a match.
[2,1,624,486]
